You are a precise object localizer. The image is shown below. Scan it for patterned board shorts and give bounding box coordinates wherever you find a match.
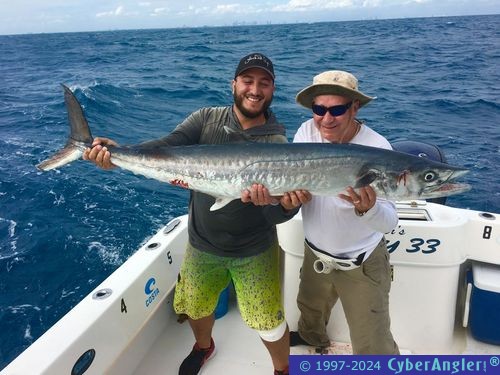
[173,241,285,331]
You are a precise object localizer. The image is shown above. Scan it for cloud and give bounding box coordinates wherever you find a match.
[213,4,242,14]
[151,7,170,16]
[96,5,125,18]
[362,0,382,6]
[90,1,437,21]
[269,0,434,13]
[207,3,273,15]
[189,5,211,15]
[271,0,354,12]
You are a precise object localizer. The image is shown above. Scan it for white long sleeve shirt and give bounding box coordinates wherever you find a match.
[293,119,399,259]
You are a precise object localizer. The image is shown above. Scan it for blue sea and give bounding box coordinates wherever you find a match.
[0,15,499,369]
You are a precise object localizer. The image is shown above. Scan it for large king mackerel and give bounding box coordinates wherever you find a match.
[37,85,470,210]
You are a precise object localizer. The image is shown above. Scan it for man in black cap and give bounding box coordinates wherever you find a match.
[83,53,310,375]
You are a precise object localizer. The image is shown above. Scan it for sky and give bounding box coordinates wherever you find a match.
[0,0,498,35]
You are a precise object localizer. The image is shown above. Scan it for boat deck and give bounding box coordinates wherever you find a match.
[133,296,499,375]
[134,299,280,374]
[133,294,356,374]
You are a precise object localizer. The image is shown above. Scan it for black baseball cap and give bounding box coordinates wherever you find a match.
[234,53,275,80]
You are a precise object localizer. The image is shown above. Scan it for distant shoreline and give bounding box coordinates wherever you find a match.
[1,13,499,37]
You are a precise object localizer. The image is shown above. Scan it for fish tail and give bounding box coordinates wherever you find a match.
[37,84,93,171]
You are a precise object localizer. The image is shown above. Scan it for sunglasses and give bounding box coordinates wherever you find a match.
[312,101,353,117]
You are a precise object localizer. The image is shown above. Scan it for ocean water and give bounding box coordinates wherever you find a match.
[0,15,499,368]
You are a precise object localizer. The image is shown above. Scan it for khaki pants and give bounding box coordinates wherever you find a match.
[296,239,399,354]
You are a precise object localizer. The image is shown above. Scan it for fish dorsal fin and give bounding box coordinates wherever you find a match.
[210,197,237,211]
[223,126,253,143]
[354,169,380,188]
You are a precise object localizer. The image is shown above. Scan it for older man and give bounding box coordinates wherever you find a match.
[290,70,400,354]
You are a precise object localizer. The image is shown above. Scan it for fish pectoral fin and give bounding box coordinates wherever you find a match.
[354,169,380,188]
[210,197,237,211]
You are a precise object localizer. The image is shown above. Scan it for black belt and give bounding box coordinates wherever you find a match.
[305,239,366,266]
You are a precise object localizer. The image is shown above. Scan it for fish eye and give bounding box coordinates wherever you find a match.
[423,171,437,182]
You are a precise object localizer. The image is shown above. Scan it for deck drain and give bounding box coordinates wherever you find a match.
[92,288,112,300]
[146,242,160,250]
[71,348,95,375]
[479,212,496,220]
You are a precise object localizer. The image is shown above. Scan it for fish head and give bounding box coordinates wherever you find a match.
[386,161,471,200]
[407,165,471,199]
[359,158,470,201]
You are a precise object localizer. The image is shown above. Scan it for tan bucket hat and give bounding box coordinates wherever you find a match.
[296,70,375,109]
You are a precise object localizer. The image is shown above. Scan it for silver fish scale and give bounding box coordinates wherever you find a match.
[113,149,375,197]
[36,85,470,204]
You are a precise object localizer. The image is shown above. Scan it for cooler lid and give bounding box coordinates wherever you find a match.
[473,262,500,293]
